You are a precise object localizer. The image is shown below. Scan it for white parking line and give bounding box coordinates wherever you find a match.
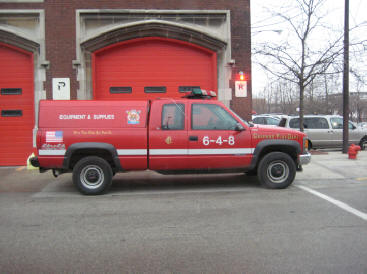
[297,185,367,221]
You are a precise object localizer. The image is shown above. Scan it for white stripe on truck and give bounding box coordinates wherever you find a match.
[38,148,254,156]
[149,148,253,155]
[116,149,148,155]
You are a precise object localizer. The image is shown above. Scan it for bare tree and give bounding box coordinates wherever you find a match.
[350,69,367,122]
[253,77,299,115]
[254,0,344,131]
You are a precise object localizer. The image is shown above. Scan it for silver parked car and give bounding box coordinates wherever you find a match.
[279,115,367,149]
[252,114,280,126]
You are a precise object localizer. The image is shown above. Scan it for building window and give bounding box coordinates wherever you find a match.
[109,87,132,94]
[144,86,166,93]
[1,110,22,117]
[1,88,22,95]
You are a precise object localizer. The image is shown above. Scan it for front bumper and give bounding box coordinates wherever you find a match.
[299,152,311,166]
[30,157,40,167]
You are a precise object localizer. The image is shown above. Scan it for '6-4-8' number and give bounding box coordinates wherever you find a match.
[203,136,235,146]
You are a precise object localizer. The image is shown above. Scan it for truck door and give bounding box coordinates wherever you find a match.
[148,101,189,170]
[187,102,253,170]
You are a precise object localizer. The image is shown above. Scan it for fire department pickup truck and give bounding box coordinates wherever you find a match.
[30,90,311,195]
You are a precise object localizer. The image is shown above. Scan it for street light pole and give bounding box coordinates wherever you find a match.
[342,0,349,153]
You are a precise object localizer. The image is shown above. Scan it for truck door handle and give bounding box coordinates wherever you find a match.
[189,136,198,141]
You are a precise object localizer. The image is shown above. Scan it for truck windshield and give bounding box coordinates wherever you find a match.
[230,109,249,127]
[192,104,248,130]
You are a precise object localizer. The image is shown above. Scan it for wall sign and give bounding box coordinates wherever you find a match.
[52,78,70,100]
[235,81,247,97]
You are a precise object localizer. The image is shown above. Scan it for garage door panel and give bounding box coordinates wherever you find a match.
[0,43,34,166]
[93,37,217,100]
[0,154,30,166]
[0,139,32,146]
[0,100,33,107]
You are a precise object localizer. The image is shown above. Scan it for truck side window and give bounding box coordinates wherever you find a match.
[161,104,185,130]
[191,104,238,130]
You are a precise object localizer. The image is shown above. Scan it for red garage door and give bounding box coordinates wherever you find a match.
[0,43,34,166]
[93,37,217,100]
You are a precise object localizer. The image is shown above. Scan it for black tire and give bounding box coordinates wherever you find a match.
[257,152,296,189]
[359,137,367,150]
[307,140,313,150]
[72,156,113,195]
[245,170,257,176]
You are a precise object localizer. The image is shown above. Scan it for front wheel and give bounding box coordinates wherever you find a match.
[73,156,113,195]
[359,137,367,150]
[257,152,296,189]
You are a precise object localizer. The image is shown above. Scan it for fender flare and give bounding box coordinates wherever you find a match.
[249,139,301,169]
[63,142,122,171]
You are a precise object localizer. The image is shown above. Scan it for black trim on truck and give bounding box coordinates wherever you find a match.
[63,142,122,171]
[250,139,301,170]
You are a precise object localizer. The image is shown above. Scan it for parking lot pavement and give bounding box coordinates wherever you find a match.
[4,150,364,224]
[0,150,366,273]
[0,166,52,193]
[295,150,367,222]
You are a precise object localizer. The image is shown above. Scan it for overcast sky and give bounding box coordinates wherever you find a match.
[251,0,367,97]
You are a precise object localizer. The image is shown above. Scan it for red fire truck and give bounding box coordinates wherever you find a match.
[30,90,311,195]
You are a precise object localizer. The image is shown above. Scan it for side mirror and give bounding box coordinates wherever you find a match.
[235,123,245,131]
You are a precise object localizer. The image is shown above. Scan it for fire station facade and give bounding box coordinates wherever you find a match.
[0,0,251,166]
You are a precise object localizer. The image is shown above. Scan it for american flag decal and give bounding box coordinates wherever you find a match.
[46,131,63,143]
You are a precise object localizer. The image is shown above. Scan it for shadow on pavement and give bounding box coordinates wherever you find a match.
[109,172,261,194]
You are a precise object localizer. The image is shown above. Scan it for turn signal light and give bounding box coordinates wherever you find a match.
[304,138,309,151]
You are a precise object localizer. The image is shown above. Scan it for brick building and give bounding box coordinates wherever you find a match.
[0,0,251,165]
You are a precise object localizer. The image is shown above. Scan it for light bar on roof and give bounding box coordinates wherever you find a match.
[184,88,217,98]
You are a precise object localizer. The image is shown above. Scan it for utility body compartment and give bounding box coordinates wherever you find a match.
[37,100,149,170]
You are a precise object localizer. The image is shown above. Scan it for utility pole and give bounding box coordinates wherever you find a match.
[342,0,349,153]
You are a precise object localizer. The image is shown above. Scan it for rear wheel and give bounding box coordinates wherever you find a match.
[72,156,113,195]
[257,152,296,189]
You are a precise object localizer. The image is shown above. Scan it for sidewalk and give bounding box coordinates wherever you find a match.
[297,150,367,181]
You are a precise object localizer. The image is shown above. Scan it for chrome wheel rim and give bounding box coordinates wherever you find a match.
[267,161,289,184]
[80,165,104,189]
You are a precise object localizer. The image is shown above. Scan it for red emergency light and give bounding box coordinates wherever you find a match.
[239,71,245,81]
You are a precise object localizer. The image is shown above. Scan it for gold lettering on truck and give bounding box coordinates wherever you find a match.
[73,130,112,135]
[253,133,298,140]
